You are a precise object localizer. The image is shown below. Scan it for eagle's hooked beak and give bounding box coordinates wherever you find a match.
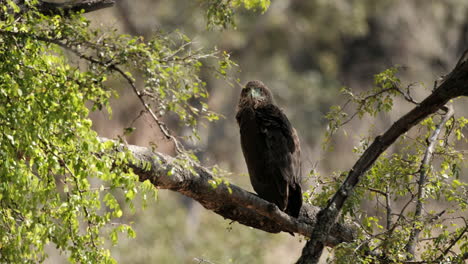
[249,88,262,100]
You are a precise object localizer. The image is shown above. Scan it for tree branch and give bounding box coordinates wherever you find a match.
[36,0,115,15]
[297,50,468,263]
[99,138,356,246]
[404,105,454,259]
[4,0,115,16]
[436,223,468,262]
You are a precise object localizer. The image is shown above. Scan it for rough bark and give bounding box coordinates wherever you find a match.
[296,50,468,263]
[100,139,356,246]
[6,0,115,16]
[37,0,115,15]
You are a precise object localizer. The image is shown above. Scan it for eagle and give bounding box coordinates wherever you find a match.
[236,80,302,218]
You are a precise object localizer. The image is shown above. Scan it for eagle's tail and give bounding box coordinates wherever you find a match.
[285,183,302,218]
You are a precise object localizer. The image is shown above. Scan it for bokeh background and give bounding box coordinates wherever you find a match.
[46,0,468,263]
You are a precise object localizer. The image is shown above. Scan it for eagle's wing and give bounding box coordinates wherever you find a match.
[256,105,296,152]
[256,105,302,198]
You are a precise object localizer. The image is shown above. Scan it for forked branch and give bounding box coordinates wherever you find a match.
[297,50,468,263]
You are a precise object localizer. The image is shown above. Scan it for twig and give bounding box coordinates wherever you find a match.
[385,185,392,230]
[340,84,419,127]
[193,257,217,264]
[110,65,186,154]
[436,224,467,262]
[0,29,186,154]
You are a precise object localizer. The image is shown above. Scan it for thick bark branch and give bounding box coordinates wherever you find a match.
[100,138,356,246]
[37,0,115,15]
[297,51,468,264]
[6,0,115,16]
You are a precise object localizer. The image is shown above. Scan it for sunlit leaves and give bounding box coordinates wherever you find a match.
[238,0,271,11]
[0,5,133,264]
[204,0,270,29]
[0,0,261,263]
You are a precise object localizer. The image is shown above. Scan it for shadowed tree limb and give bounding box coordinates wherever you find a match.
[38,0,115,14]
[99,138,356,246]
[296,50,468,264]
[6,0,115,16]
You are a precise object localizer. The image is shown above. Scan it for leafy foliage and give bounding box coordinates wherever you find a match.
[0,0,263,262]
[317,68,467,263]
[204,0,270,29]
[0,5,143,263]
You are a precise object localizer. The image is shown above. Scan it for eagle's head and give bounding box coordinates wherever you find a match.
[239,80,274,109]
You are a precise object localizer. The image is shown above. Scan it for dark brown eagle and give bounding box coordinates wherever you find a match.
[236,80,302,217]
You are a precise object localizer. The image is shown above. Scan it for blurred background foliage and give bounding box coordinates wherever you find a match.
[47,0,468,263]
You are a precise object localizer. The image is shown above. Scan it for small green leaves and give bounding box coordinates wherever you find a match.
[123,127,136,136]
[110,224,135,246]
[237,0,271,12]
[320,66,467,262]
[208,166,233,194]
[6,0,20,13]
[0,5,149,263]
[205,0,270,29]
[208,177,232,194]
[0,0,269,263]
